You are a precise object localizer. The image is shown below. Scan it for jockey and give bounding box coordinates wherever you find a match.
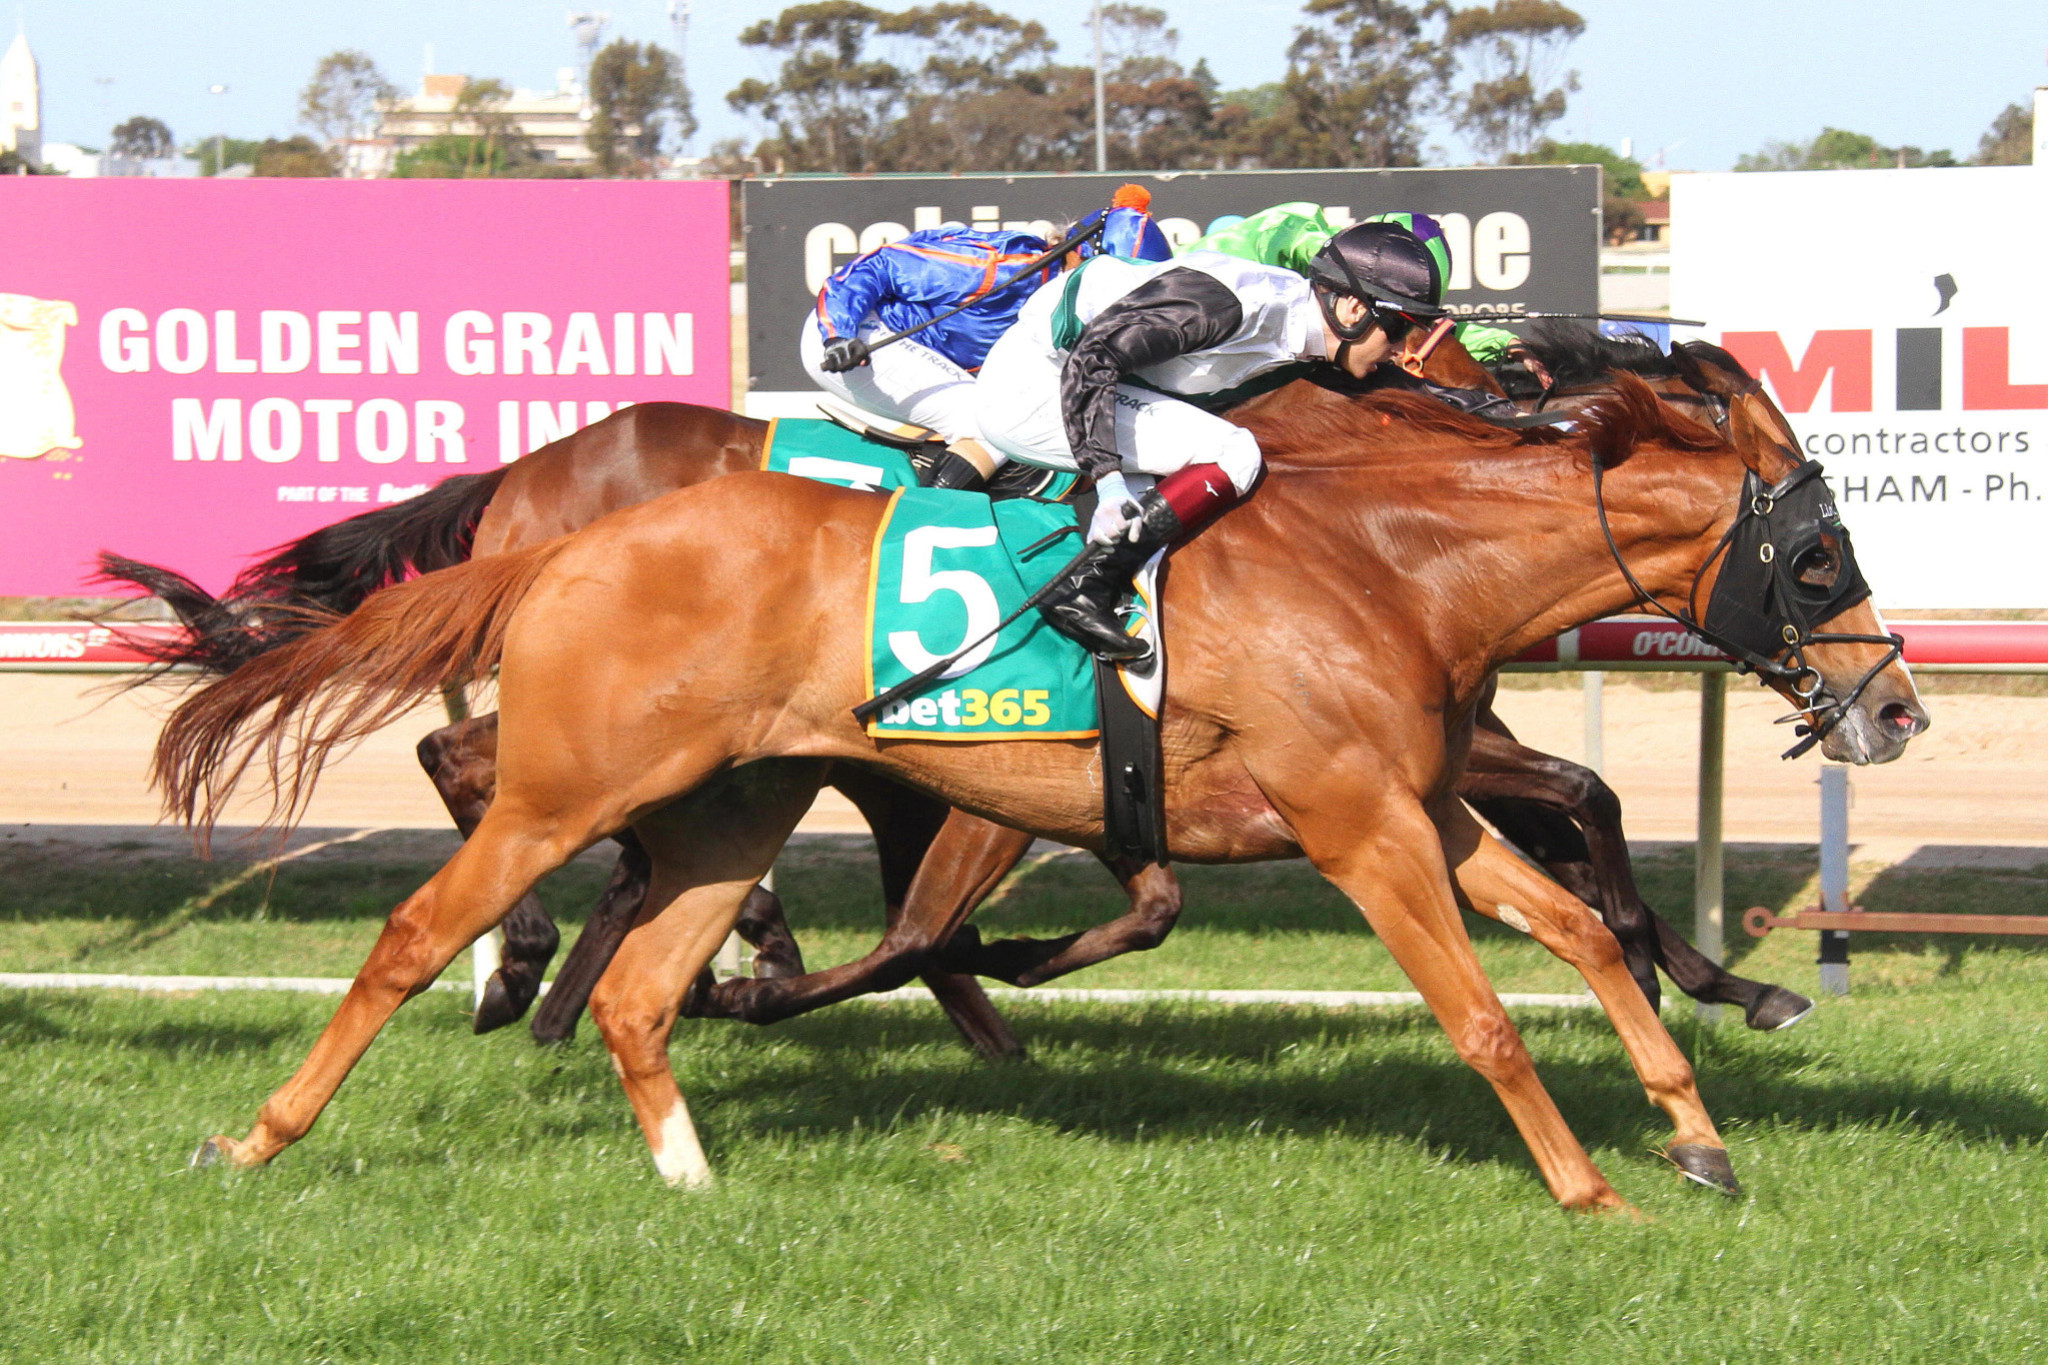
[802,186,1175,491]
[974,219,1448,663]
[1192,203,1520,364]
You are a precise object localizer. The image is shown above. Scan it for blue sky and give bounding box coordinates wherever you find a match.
[19,0,2047,170]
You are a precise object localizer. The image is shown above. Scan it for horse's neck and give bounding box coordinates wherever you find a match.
[1234,440,1742,696]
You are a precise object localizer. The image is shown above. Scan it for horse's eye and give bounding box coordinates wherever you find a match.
[1793,534,1840,588]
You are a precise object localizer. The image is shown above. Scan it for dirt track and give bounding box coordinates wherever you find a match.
[0,673,2041,855]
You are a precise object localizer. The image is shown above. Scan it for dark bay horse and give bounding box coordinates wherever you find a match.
[102,335,1814,1043]
[161,376,1926,1209]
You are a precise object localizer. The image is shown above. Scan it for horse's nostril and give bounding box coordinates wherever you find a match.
[1879,701,1921,734]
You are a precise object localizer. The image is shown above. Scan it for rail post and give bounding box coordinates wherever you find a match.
[1693,672,1726,1023]
[1582,670,1605,774]
[1817,764,1853,995]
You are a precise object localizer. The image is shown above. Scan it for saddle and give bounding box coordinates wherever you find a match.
[825,399,1168,867]
[815,400,1081,502]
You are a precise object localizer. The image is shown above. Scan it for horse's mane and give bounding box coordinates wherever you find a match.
[1575,371,1725,463]
[1237,384,1535,464]
[1491,319,1676,400]
[1239,371,1722,472]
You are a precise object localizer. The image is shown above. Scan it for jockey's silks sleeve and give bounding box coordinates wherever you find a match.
[1059,268,1246,481]
[816,250,893,341]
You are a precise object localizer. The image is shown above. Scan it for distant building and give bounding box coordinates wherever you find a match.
[2,27,42,167]
[40,142,199,178]
[351,70,597,176]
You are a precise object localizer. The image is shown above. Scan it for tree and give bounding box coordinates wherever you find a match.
[1516,138,1645,242]
[1737,127,1955,172]
[1445,0,1582,161]
[1974,101,2033,165]
[884,3,1069,172]
[587,40,694,175]
[0,148,46,174]
[1241,0,1453,169]
[728,4,908,173]
[109,116,174,161]
[1093,7,1237,170]
[252,136,338,177]
[299,50,397,152]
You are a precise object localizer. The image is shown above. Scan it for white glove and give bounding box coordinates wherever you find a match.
[1087,471,1141,546]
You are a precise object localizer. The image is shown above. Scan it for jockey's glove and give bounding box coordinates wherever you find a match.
[1087,471,1142,545]
[820,336,871,372]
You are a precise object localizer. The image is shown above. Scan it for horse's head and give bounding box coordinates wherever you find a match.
[1671,341,1929,764]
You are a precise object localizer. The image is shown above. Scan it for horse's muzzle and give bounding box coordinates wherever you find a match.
[1818,687,1929,765]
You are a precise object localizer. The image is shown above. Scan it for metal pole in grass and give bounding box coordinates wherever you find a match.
[1817,764,1853,996]
[1582,670,1605,774]
[1693,672,1725,1023]
[440,681,504,1015]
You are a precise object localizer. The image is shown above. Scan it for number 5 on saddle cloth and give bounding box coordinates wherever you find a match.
[760,417,1170,866]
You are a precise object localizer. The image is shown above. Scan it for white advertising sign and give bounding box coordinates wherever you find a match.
[1672,166,2048,608]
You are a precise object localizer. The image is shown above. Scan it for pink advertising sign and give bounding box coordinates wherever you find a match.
[0,178,730,596]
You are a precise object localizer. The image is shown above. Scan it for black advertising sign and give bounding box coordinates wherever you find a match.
[741,165,1599,395]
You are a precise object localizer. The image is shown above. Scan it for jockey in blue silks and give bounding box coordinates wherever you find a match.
[801,185,1175,490]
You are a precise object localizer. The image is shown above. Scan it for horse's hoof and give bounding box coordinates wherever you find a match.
[190,1136,234,1169]
[1745,986,1815,1032]
[472,975,523,1035]
[1665,1143,1741,1196]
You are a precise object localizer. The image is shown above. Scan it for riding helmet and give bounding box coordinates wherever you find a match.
[1307,220,1449,321]
[1074,184,1176,263]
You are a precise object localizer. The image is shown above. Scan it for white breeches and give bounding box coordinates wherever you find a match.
[799,317,990,449]
[973,301,1265,496]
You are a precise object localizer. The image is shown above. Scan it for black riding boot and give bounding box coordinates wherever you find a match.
[1038,494,1180,664]
[920,447,989,491]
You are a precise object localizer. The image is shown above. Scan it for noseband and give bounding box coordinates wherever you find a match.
[1590,444,1904,760]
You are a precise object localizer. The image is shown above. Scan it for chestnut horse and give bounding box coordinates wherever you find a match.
[103,333,1812,1048]
[161,375,1925,1210]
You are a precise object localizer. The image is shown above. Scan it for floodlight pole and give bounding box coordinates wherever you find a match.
[208,83,228,177]
[1091,0,1106,173]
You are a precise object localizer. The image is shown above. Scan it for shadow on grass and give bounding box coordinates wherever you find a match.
[646,1006,2048,1171]
[0,993,300,1055]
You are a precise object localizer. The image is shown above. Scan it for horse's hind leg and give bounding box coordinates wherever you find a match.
[416,715,559,1033]
[528,831,653,1044]
[194,798,596,1170]
[690,812,1035,1042]
[940,857,1183,987]
[1441,808,1737,1196]
[829,768,1024,1060]
[587,762,829,1187]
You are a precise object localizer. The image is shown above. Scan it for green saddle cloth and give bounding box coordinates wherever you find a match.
[864,489,1097,741]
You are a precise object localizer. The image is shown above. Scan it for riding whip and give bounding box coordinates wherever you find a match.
[847,217,1109,362]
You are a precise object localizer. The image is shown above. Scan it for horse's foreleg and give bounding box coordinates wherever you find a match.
[194,801,589,1170]
[823,769,1025,1060]
[1441,808,1738,1196]
[939,858,1183,987]
[588,763,829,1188]
[527,831,653,1044]
[687,812,1035,1042]
[416,715,559,1033]
[1462,727,1813,1031]
[1292,795,1626,1213]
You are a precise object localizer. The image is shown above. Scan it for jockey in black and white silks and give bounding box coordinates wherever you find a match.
[975,220,1450,663]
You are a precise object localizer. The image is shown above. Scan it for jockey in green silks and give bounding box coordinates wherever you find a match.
[1187,203,1520,364]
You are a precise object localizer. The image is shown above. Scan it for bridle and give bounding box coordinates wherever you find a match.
[1585,378,1905,759]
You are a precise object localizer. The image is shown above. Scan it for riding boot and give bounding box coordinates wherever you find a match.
[921,448,989,491]
[1038,463,1241,665]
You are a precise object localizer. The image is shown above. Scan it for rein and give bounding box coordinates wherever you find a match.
[1587,436,1903,759]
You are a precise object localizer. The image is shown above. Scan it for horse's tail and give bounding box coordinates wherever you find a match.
[95,468,510,679]
[154,537,570,843]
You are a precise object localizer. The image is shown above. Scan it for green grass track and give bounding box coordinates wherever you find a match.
[3,835,2047,1359]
